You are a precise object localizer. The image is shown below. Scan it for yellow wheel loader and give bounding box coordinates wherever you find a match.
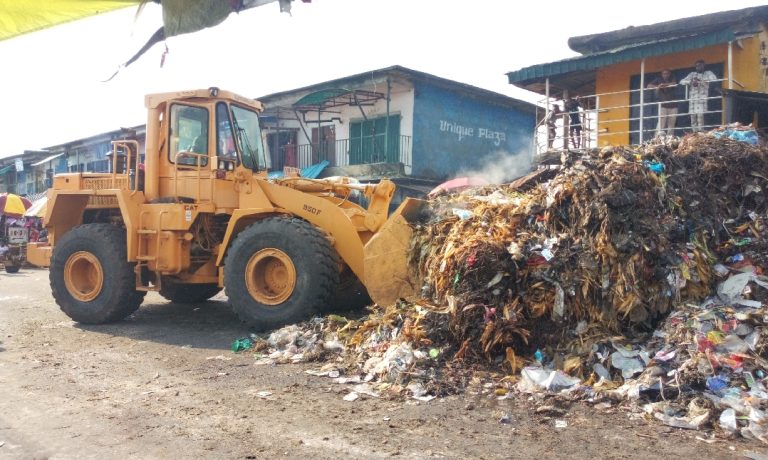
[29,88,425,330]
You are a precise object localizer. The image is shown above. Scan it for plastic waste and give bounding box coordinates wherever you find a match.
[717,272,752,304]
[745,330,761,351]
[644,161,665,174]
[720,408,738,434]
[517,366,580,393]
[370,343,415,381]
[407,382,436,402]
[610,351,646,379]
[451,208,473,220]
[711,127,759,145]
[713,264,730,277]
[651,399,710,430]
[231,337,253,352]
[653,349,676,362]
[593,363,611,381]
[552,282,565,320]
[343,392,360,402]
[742,421,768,443]
[705,375,728,393]
[719,335,750,354]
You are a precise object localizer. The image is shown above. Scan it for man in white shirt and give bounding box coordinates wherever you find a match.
[679,60,718,132]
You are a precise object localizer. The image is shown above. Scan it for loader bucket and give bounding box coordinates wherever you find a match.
[363,197,429,306]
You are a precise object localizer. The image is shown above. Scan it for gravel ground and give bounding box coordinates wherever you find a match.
[0,268,765,459]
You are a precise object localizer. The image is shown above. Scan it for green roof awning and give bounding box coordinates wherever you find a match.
[0,164,15,175]
[293,88,351,107]
[293,88,385,112]
[507,29,735,86]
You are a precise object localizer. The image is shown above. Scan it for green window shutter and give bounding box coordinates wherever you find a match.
[350,121,362,165]
[349,115,400,165]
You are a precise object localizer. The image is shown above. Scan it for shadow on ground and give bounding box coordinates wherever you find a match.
[75,296,249,351]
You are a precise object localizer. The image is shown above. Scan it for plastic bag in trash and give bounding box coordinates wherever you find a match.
[517,366,581,393]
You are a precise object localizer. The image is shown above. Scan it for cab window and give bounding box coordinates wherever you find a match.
[216,103,237,162]
[231,105,268,171]
[169,104,209,166]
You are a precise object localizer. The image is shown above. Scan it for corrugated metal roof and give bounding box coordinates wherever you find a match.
[569,6,768,54]
[259,65,537,115]
[31,152,64,166]
[0,164,15,175]
[507,29,734,85]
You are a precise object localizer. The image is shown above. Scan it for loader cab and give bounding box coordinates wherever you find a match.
[144,88,268,203]
[167,99,268,173]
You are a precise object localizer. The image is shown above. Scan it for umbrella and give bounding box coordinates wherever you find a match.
[0,193,32,218]
[24,195,47,218]
[428,177,489,198]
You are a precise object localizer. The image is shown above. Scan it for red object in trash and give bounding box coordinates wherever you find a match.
[428,177,489,198]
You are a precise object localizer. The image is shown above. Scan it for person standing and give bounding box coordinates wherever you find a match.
[679,60,718,132]
[647,69,678,137]
[564,95,583,149]
[545,104,562,149]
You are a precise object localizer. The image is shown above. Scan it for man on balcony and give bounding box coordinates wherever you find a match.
[647,69,678,138]
[680,60,718,132]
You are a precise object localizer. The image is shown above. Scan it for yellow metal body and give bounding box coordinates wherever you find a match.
[33,88,424,304]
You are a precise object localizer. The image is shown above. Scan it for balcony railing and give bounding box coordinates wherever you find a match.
[535,80,728,155]
[273,135,412,170]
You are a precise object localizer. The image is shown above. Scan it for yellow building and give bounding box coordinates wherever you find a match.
[507,6,768,150]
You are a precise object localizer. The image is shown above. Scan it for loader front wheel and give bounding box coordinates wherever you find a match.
[321,267,372,313]
[50,224,145,324]
[225,217,339,331]
[159,280,221,304]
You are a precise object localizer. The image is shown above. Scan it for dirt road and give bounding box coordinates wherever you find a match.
[0,268,764,459]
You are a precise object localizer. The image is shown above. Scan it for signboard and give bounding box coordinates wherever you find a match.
[7,227,28,244]
[15,158,23,172]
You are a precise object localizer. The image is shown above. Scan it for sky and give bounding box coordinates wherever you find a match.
[0,0,766,159]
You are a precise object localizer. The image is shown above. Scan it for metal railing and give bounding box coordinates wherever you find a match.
[276,135,412,170]
[535,79,727,155]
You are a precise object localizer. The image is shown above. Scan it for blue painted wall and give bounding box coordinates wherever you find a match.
[411,81,534,180]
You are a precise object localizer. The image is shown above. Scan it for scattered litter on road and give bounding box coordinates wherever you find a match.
[231,337,253,353]
[343,392,360,402]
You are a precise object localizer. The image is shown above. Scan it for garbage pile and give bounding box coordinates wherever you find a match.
[624,272,768,440]
[412,133,767,361]
[246,132,768,441]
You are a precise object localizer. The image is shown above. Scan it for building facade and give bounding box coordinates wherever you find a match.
[259,66,536,192]
[0,127,145,196]
[507,6,768,152]
[2,66,535,199]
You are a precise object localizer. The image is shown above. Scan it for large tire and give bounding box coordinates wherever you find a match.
[4,265,20,274]
[321,267,372,313]
[159,279,221,304]
[224,216,340,331]
[50,224,145,324]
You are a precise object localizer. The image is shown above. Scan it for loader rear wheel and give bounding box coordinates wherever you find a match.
[225,216,339,331]
[50,224,145,324]
[159,280,221,304]
[4,264,20,274]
